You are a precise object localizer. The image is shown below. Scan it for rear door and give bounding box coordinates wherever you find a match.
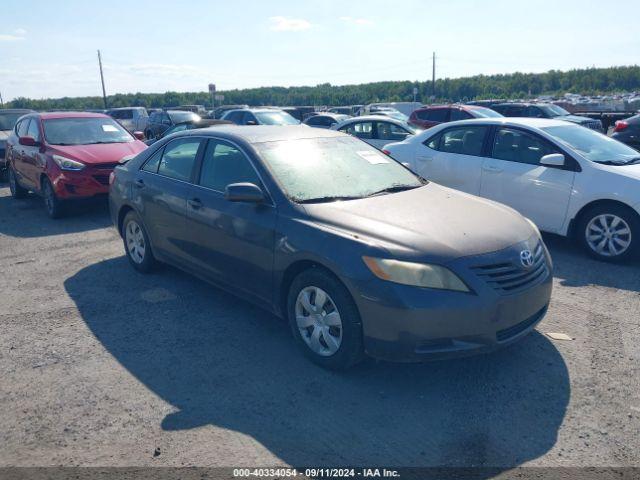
[412,125,490,195]
[185,138,277,302]
[22,117,44,189]
[12,118,34,188]
[479,127,575,232]
[132,137,204,261]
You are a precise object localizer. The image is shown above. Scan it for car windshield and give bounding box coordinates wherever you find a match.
[0,112,28,130]
[471,107,503,118]
[255,136,424,203]
[382,111,409,122]
[42,117,133,145]
[539,104,570,117]
[169,112,200,123]
[255,111,300,125]
[543,124,640,164]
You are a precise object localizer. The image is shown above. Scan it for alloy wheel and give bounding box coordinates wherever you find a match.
[125,220,146,264]
[295,286,343,356]
[585,213,632,257]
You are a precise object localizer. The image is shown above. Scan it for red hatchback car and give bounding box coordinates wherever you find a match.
[408,104,502,129]
[6,112,147,218]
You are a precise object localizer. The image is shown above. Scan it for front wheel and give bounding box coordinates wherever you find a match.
[123,211,157,273]
[577,204,639,262]
[42,178,64,219]
[287,268,364,370]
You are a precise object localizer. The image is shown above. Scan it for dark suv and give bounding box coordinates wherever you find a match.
[145,110,201,140]
[491,103,604,132]
[1,109,34,176]
[409,105,502,129]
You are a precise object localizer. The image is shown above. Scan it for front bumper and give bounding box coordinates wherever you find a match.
[354,236,553,362]
[50,164,115,199]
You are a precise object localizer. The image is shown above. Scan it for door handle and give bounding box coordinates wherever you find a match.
[188,198,202,209]
[483,165,503,173]
[134,179,145,188]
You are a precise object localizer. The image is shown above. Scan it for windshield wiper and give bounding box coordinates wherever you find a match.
[297,195,365,204]
[597,157,640,166]
[365,184,422,197]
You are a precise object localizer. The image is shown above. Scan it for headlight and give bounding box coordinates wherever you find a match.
[362,256,469,292]
[52,154,85,171]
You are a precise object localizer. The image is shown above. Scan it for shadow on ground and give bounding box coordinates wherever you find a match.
[65,256,570,469]
[0,191,111,238]
[543,233,640,292]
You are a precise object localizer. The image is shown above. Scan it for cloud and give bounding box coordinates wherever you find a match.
[339,16,374,26]
[268,16,312,32]
[0,28,27,41]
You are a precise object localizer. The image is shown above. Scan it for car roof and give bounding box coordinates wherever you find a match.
[108,107,145,110]
[180,125,346,143]
[336,115,409,125]
[36,111,111,120]
[421,117,574,130]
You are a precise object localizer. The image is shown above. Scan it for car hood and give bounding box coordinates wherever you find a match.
[0,130,9,142]
[49,141,147,165]
[559,115,593,124]
[303,183,536,264]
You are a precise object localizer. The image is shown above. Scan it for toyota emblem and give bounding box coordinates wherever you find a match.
[520,250,534,268]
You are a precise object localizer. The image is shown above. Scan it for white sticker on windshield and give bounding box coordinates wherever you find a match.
[102,125,119,132]
[357,150,389,164]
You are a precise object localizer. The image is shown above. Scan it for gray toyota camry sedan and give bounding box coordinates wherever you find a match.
[109,126,552,369]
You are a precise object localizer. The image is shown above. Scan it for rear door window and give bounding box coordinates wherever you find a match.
[340,121,373,139]
[426,109,449,122]
[157,138,202,182]
[427,126,488,156]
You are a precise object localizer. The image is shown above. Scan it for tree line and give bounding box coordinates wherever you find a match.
[6,65,640,110]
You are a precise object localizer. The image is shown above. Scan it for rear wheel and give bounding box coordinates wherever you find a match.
[287,268,364,370]
[42,177,64,219]
[123,211,156,273]
[577,204,639,262]
[8,166,28,199]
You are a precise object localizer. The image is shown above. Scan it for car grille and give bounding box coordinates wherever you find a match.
[470,242,548,295]
[93,174,110,186]
[496,306,547,342]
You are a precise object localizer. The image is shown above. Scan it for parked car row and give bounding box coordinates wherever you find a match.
[383,117,640,263]
[3,102,640,371]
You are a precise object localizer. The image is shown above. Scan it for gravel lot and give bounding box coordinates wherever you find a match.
[0,184,639,471]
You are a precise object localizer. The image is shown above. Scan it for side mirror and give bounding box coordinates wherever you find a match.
[225,183,265,203]
[540,153,565,167]
[133,131,145,141]
[19,136,38,147]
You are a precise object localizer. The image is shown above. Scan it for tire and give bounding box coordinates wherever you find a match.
[8,166,28,199]
[577,204,640,263]
[122,210,157,273]
[41,177,64,219]
[287,268,364,370]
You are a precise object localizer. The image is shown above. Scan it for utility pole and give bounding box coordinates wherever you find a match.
[432,51,436,100]
[97,50,108,109]
[0,90,4,108]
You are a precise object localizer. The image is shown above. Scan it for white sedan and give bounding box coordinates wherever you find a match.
[383,118,640,262]
[331,115,421,149]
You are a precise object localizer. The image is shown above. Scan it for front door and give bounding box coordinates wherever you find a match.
[185,139,277,303]
[479,127,575,233]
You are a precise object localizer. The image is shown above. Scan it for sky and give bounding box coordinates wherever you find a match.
[1,0,639,102]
